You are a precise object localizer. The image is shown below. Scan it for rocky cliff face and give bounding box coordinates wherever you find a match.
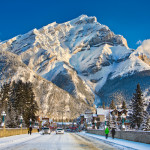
[0,51,94,119]
[0,15,150,107]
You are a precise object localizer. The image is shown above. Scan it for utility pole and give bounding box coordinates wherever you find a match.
[62,111,63,128]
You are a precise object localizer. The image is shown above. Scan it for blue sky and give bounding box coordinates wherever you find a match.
[0,0,150,49]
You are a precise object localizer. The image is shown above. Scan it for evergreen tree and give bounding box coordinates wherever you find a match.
[121,101,127,110]
[0,80,39,127]
[23,82,38,127]
[0,82,11,111]
[141,103,150,131]
[0,82,18,127]
[146,102,150,115]
[5,102,17,128]
[129,83,145,129]
[102,102,105,109]
[141,111,150,131]
[11,80,25,114]
[110,100,116,109]
[145,116,150,131]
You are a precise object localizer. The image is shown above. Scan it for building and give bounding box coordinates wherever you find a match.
[96,108,110,129]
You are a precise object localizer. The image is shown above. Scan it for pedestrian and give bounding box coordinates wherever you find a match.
[29,126,32,135]
[111,128,116,139]
[105,127,109,139]
[37,127,39,133]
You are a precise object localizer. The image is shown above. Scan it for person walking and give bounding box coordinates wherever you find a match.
[105,127,109,139]
[37,127,40,133]
[29,126,32,135]
[111,128,116,139]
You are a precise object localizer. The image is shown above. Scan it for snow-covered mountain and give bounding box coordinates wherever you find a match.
[0,51,94,119]
[0,15,150,108]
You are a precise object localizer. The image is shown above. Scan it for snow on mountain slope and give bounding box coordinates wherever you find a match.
[134,39,150,58]
[0,51,94,119]
[1,15,150,106]
[97,39,150,104]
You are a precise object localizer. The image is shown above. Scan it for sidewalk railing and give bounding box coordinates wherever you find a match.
[87,129,150,144]
[0,128,37,138]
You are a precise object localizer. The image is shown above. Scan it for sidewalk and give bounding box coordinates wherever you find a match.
[78,132,150,150]
[0,133,40,149]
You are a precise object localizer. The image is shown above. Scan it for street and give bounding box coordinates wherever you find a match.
[0,132,118,150]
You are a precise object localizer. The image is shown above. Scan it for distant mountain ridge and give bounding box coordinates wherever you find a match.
[0,15,150,111]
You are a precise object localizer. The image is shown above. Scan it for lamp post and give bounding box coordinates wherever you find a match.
[94,119,97,129]
[35,121,38,127]
[121,113,126,130]
[104,116,107,129]
[1,111,6,128]
[20,115,23,128]
[115,115,118,129]
[20,115,23,134]
[29,118,32,127]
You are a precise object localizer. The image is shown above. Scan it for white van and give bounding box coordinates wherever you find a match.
[41,127,51,135]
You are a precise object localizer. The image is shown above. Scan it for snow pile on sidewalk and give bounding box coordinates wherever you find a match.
[78,132,150,150]
[0,133,40,149]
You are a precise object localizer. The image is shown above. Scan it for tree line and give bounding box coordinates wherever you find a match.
[102,83,150,130]
[0,80,39,127]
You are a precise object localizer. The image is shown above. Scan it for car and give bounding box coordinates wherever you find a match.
[56,128,64,134]
[41,127,51,135]
[65,128,71,132]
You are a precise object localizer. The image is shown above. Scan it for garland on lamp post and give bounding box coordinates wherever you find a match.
[121,113,126,130]
[29,118,32,126]
[20,115,23,128]
[1,111,6,128]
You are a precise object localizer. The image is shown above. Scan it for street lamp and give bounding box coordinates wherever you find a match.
[20,115,23,128]
[35,121,38,127]
[121,113,126,130]
[94,119,97,129]
[29,118,32,126]
[1,111,6,128]
[104,116,107,129]
[115,115,118,129]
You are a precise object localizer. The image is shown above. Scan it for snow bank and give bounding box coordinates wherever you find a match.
[78,132,150,150]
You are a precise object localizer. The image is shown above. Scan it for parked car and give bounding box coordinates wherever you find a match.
[41,127,51,135]
[56,128,64,134]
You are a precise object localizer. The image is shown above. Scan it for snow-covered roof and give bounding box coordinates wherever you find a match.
[84,114,93,119]
[97,108,110,116]
[93,114,97,117]
[57,122,72,125]
[117,109,123,112]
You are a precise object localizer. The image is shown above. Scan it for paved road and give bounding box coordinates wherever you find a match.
[0,132,118,150]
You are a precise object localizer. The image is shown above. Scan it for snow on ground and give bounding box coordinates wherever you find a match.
[0,132,106,150]
[1,131,149,150]
[0,133,40,149]
[78,132,150,150]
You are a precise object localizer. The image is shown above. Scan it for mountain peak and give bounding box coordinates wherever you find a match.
[69,15,97,25]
